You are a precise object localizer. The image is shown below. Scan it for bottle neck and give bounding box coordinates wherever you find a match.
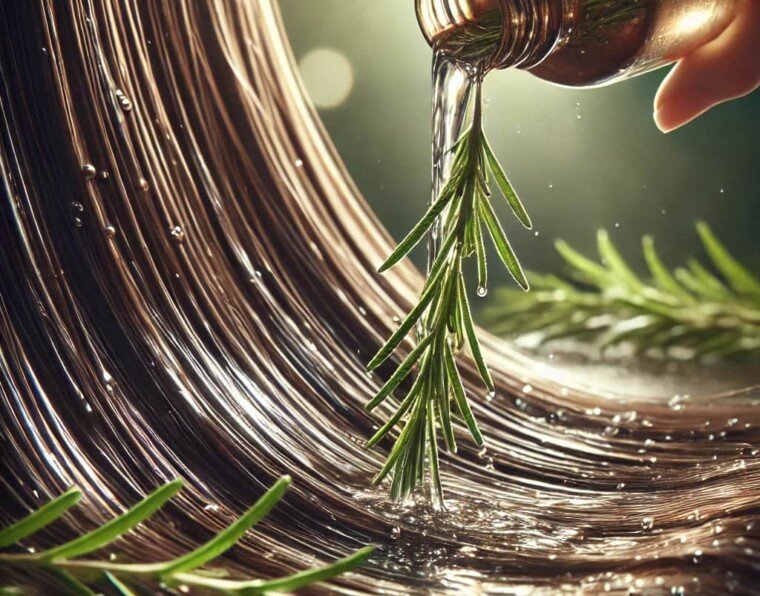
[416,0,577,71]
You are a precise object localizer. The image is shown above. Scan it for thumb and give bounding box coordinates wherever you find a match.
[654,0,760,133]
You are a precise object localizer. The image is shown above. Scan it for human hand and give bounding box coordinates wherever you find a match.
[654,0,760,133]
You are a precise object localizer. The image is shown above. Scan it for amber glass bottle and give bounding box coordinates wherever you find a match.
[416,0,738,86]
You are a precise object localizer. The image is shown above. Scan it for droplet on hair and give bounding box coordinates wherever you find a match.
[81,164,97,179]
[171,225,185,243]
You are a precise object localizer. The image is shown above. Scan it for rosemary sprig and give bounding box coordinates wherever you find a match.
[483,223,760,361]
[367,83,531,503]
[0,477,373,594]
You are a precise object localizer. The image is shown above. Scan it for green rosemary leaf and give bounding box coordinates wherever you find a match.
[366,333,433,411]
[104,571,135,596]
[482,135,532,229]
[687,259,730,300]
[426,401,444,502]
[478,198,529,290]
[45,566,94,596]
[444,342,483,445]
[424,229,458,291]
[474,211,487,292]
[227,546,374,595]
[458,275,494,392]
[618,295,678,319]
[435,361,457,453]
[367,262,445,371]
[157,476,291,576]
[596,230,642,290]
[372,398,425,485]
[378,183,456,273]
[434,266,459,330]
[697,221,760,297]
[598,316,662,351]
[0,487,82,548]
[447,127,472,157]
[642,235,692,301]
[674,267,723,302]
[365,380,420,448]
[554,239,611,287]
[41,480,183,562]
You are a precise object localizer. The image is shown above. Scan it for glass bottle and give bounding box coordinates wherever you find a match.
[416,0,738,86]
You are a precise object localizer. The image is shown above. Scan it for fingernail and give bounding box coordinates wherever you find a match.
[653,104,677,134]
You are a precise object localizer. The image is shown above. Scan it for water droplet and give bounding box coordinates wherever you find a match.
[692,549,703,564]
[458,545,478,556]
[204,503,220,511]
[99,171,110,181]
[614,222,620,228]
[485,390,496,402]
[73,217,83,228]
[616,482,626,490]
[390,526,401,540]
[534,230,540,237]
[104,225,116,238]
[575,102,582,119]
[476,285,488,297]
[71,201,84,213]
[641,516,654,531]
[81,164,96,179]
[115,88,133,112]
[138,177,149,192]
[522,384,533,394]
[171,225,185,243]
[548,183,554,190]
[294,159,303,167]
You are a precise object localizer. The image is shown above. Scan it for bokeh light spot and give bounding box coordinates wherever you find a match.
[298,48,354,109]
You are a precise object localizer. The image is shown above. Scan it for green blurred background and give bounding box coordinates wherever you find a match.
[280,1,759,304]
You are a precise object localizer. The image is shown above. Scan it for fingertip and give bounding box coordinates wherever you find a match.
[653,98,710,134]
[653,107,674,134]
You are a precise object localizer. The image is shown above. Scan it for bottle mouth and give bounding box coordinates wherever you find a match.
[416,0,574,72]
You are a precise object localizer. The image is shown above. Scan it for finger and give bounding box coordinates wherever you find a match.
[654,0,760,133]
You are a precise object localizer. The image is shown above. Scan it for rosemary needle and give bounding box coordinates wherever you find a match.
[367,79,531,503]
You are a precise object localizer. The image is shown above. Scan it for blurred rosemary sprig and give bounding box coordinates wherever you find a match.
[483,223,760,361]
[0,477,372,595]
[366,83,531,504]
[440,0,648,64]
